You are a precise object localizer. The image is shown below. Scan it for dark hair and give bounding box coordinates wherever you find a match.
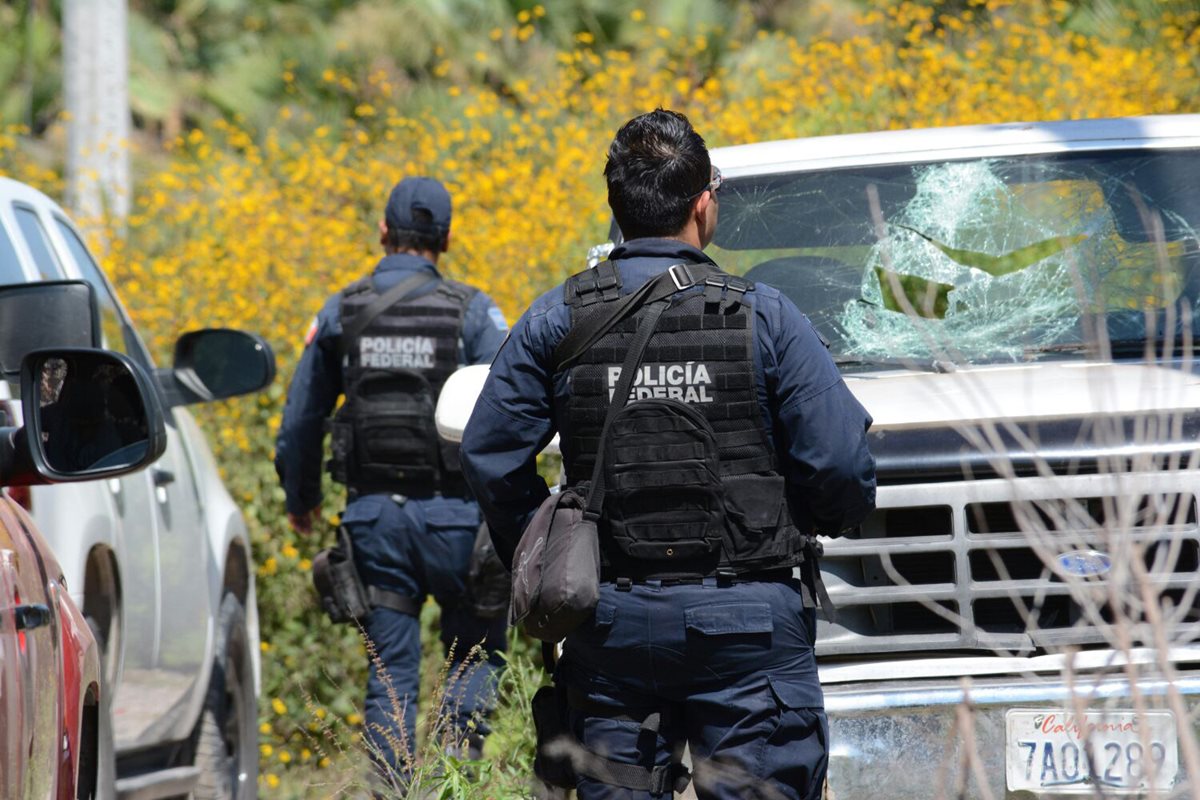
[386,208,447,253]
[604,109,711,240]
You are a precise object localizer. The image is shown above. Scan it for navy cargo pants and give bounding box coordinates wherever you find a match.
[341,493,507,773]
[560,578,827,800]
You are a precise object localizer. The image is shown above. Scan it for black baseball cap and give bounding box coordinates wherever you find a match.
[385,177,452,235]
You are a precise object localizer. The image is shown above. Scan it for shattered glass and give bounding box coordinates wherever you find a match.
[843,160,1095,360]
[709,148,1200,367]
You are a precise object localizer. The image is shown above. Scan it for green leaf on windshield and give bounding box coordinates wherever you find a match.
[874,267,953,319]
[897,225,1089,277]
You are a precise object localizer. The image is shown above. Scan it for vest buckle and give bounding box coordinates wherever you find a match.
[716,568,737,587]
[667,263,694,291]
[615,577,633,592]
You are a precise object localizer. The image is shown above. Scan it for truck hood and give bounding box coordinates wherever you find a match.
[844,361,1200,483]
[845,361,1200,429]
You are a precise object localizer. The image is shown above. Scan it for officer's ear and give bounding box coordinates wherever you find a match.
[695,191,718,248]
[378,220,389,249]
[441,230,452,254]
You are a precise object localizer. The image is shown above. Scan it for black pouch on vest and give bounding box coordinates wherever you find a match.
[466,522,512,620]
[349,368,439,488]
[531,682,577,789]
[325,419,353,485]
[603,398,725,561]
[311,525,371,624]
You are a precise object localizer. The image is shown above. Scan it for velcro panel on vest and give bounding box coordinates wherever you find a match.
[349,369,440,488]
[603,399,725,562]
[565,261,622,307]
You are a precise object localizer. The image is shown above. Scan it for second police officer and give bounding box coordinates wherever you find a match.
[275,177,510,779]
[461,110,876,799]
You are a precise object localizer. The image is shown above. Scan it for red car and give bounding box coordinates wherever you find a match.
[1,484,101,800]
[1,281,167,799]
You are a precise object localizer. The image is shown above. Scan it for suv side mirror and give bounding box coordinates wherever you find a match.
[0,280,99,379]
[158,328,276,407]
[0,348,167,486]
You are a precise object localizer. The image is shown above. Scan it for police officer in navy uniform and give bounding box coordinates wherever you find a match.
[275,177,510,779]
[460,110,876,799]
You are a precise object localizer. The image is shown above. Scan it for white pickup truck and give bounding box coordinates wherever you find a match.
[450,114,1200,798]
[0,178,274,800]
[694,114,1200,799]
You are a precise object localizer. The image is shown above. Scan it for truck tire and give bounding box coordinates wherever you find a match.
[193,593,258,800]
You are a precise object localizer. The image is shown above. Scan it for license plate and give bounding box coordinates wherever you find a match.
[1006,709,1178,793]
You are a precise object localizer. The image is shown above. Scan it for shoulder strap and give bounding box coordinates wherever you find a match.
[340,272,439,356]
[583,294,670,519]
[553,262,720,372]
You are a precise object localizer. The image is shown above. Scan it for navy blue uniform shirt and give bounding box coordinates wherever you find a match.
[460,238,877,569]
[276,253,509,516]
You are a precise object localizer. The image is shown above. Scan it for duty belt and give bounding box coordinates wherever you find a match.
[601,567,796,589]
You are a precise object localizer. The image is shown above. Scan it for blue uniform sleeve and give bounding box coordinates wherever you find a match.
[462,291,509,365]
[275,300,344,516]
[761,292,876,534]
[460,299,561,568]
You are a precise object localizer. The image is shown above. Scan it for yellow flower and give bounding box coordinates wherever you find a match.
[261,744,273,758]
[347,712,363,726]
[266,774,280,789]
[272,697,287,715]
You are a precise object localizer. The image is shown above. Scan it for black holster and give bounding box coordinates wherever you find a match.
[531,681,578,789]
[311,524,371,624]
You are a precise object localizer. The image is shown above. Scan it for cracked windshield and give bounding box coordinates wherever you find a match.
[710,149,1200,367]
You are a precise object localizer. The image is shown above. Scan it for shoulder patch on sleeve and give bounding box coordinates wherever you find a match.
[488,305,509,331]
[304,316,319,346]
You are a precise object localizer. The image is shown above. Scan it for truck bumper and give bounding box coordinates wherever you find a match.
[825,673,1200,799]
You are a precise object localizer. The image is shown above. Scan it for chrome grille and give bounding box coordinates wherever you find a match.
[816,475,1200,657]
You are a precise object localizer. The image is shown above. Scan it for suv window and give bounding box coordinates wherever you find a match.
[53,217,155,369]
[53,218,126,353]
[13,205,64,280]
[0,223,24,284]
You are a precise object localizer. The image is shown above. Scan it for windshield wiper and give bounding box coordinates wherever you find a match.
[834,355,956,373]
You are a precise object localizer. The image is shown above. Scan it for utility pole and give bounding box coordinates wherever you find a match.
[63,0,130,223]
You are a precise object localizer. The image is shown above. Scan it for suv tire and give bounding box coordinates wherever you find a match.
[84,616,116,800]
[193,593,258,800]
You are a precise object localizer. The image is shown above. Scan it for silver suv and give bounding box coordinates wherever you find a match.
[0,177,274,800]
[590,114,1200,798]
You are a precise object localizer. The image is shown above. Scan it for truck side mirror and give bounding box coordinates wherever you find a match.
[0,280,99,380]
[158,328,276,407]
[2,348,168,485]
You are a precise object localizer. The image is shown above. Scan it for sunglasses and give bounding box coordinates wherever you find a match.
[686,166,723,201]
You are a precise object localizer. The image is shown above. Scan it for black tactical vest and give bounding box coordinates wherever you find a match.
[327,273,476,498]
[561,261,805,580]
